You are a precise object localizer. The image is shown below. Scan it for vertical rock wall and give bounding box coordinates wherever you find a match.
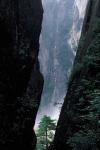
[0,0,43,149]
[52,0,100,149]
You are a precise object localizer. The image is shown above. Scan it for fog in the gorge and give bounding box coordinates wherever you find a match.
[35,0,88,129]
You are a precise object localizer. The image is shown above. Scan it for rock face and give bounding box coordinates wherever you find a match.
[51,0,100,149]
[36,0,75,123]
[0,0,43,149]
[68,0,88,50]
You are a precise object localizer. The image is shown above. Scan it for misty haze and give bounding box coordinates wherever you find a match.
[35,0,88,128]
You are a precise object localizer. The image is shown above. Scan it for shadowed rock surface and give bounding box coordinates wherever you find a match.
[51,0,100,149]
[0,0,43,149]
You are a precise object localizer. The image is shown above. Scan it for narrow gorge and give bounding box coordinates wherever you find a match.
[35,0,88,129]
[0,0,100,150]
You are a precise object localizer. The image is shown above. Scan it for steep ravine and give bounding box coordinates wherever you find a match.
[51,0,100,149]
[35,0,88,130]
[35,0,75,126]
[0,0,99,149]
[0,0,43,149]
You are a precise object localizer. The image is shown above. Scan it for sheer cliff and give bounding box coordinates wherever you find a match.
[51,0,100,149]
[0,0,43,149]
[35,0,89,128]
[36,0,75,123]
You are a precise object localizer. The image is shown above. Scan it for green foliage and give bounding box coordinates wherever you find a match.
[67,88,100,150]
[69,63,83,84]
[65,8,100,150]
[83,55,99,68]
[66,36,100,149]
[36,115,56,150]
[37,116,56,136]
[92,17,100,35]
[79,34,86,44]
[67,131,97,150]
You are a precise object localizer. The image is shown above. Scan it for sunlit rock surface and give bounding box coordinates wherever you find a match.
[35,0,75,128]
[35,0,88,129]
[68,0,88,51]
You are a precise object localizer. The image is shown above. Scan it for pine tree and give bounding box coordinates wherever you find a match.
[36,115,56,150]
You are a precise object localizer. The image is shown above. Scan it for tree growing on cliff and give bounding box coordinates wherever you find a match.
[36,115,56,150]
